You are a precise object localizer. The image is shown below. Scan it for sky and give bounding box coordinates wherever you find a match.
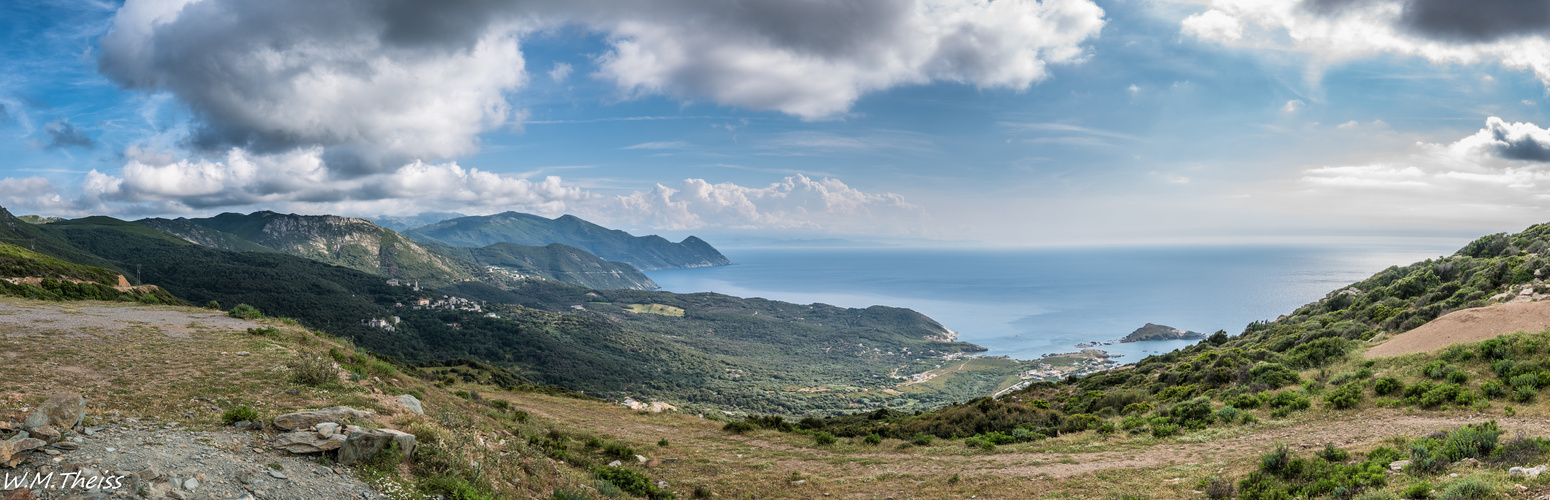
[2,0,1550,247]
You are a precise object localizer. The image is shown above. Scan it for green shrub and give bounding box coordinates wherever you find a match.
[1403,481,1432,499]
[1481,380,1508,399]
[1151,423,1180,438]
[1375,376,1405,396]
[910,433,934,446]
[1250,363,1301,388]
[286,355,336,386]
[221,406,260,425]
[1446,370,1468,385]
[1269,391,1311,411]
[594,466,674,499]
[814,432,837,446]
[228,303,262,320]
[205,300,221,309]
[1324,383,1363,409]
[1316,443,1349,462]
[1439,476,1494,499]
[722,421,757,434]
[863,434,882,445]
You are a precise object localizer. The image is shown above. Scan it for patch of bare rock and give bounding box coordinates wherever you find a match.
[1,393,387,499]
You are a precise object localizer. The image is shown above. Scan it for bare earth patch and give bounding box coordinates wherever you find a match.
[1366,300,1550,359]
[0,298,258,339]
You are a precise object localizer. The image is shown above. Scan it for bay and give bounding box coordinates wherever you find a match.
[643,242,1466,362]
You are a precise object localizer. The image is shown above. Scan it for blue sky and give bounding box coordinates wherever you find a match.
[3,0,1550,246]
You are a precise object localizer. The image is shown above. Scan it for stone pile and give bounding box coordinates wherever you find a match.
[269,407,416,465]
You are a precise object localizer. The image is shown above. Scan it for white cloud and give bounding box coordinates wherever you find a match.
[1283,99,1305,112]
[1179,0,1550,87]
[592,0,1108,120]
[1265,117,1550,228]
[0,148,589,217]
[549,62,573,83]
[600,175,925,234]
[1181,9,1243,41]
[98,0,529,173]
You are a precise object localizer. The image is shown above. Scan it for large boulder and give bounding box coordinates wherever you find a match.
[397,394,424,416]
[271,407,371,431]
[337,428,416,465]
[22,393,85,433]
[0,431,45,468]
[272,431,347,454]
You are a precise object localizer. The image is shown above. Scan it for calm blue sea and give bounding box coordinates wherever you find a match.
[643,243,1466,361]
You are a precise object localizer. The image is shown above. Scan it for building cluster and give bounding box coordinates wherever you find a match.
[485,266,541,282]
[362,316,401,332]
[398,295,484,312]
[384,279,422,291]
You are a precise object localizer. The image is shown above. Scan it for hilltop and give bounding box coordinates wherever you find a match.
[403,212,732,271]
[1120,323,1206,343]
[137,211,658,291]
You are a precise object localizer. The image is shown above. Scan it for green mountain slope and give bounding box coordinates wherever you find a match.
[403,212,732,270]
[424,241,657,290]
[166,211,483,286]
[145,211,659,290]
[136,217,280,253]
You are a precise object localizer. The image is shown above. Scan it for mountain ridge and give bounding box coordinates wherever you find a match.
[403,211,732,271]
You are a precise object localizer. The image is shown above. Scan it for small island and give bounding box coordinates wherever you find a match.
[1120,322,1205,343]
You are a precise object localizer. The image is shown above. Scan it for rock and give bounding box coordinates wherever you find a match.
[22,393,85,433]
[138,466,161,481]
[52,441,78,451]
[1,488,36,500]
[646,459,661,467]
[0,431,45,467]
[1456,458,1479,468]
[184,477,199,490]
[235,351,249,356]
[1509,465,1546,478]
[635,455,648,463]
[1389,460,1411,472]
[271,407,371,431]
[268,470,288,480]
[27,425,59,444]
[272,431,347,454]
[337,428,416,465]
[398,394,424,415]
[316,423,340,436]
[283,389,299,396]
[657,480,669,489]
[233,420,258,431]
[608,460,622,467]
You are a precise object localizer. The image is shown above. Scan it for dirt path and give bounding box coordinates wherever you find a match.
[1367,300,1550,358]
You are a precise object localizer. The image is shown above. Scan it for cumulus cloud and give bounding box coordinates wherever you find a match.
[98,0,528,174]
[42,120,94,149]
[1270,117,1550,227]
[601,175,925,234]
[590,0,1107,119]
[97,0,1107,176]
[1181,0,1550,86]
[0,147,589,216]
[1282,99,1305,112]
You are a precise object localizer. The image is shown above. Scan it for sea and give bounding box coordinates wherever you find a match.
[642,242,1468,362]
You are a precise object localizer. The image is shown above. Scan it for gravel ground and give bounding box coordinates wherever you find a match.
[0,302,259,339]
[2,421,380,500]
